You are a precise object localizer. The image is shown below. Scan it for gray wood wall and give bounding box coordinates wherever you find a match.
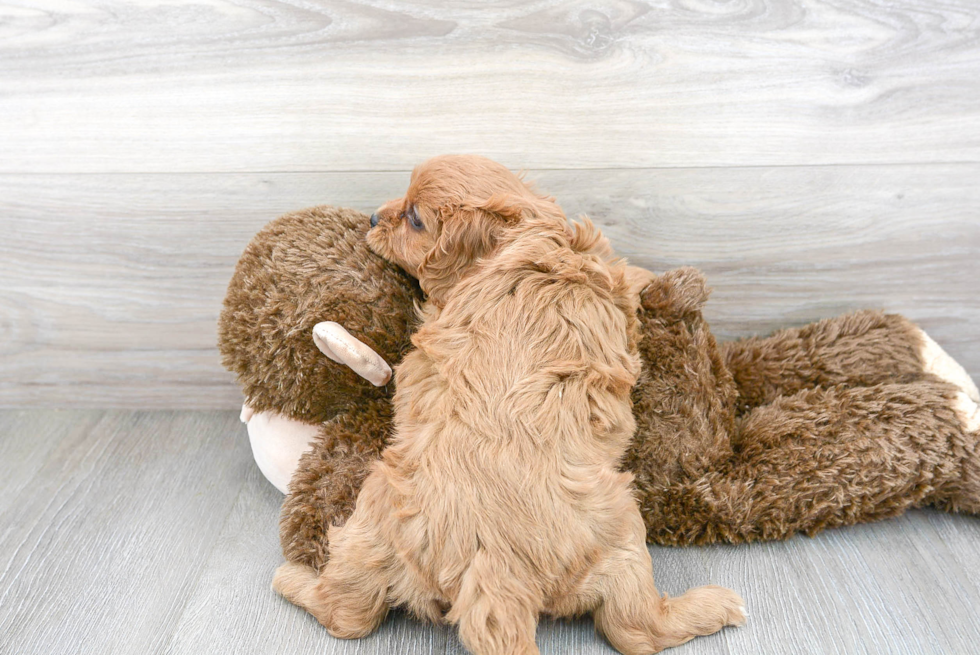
[2,0,978,408]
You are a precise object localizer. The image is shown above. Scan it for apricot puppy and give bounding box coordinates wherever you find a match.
[273,155,745,654]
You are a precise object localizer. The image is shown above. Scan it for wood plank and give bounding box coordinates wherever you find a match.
[162,449,452,655]
[1,0,979,173]
[649,510,980,655]
[2,165,977,408]
[0,410,249,655]
[2,411,980,653]
[156,433,980,654]
[0,410,103,500]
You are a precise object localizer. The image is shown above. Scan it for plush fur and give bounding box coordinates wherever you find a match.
[272,155,745,654]
[218,207,420,569]
[218,168,980,592]
[218,206,421,425]
[629,268,980,545]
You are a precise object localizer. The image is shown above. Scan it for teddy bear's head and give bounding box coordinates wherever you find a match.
[218,206,423,424]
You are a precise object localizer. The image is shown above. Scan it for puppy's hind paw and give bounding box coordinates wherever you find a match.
[272,561,319,607]
[677,585,747,630]
[713,589,748,628]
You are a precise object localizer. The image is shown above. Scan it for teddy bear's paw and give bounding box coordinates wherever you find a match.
[640,267,710,317]
[917,328,980,403]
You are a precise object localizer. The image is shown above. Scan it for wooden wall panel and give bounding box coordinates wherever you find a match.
[2,165,977,408]
[1,0,979,173]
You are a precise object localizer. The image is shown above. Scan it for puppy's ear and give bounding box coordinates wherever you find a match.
[418,205,510,306]
[481,193,565,227]
[418,193,567,306]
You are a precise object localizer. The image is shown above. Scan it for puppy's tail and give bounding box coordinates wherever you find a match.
[449,552,542,655]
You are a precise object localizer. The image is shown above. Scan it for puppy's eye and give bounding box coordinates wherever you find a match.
[406,206,424,231]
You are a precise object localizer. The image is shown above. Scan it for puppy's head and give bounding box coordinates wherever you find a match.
[367,154,565,305]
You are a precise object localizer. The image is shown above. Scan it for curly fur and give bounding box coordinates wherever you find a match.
[272,155,745,654]
[217,168,980,602]
[629,281,980,545]
[218,206,421,424]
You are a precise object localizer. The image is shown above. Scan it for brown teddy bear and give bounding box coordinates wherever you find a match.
[219,205,980,571]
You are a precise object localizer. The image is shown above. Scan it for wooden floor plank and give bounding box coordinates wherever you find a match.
[1,0,978,173]
[662,511,980,655]
[162,458,452,655]
[2,411,979,654]
[0,410,248,655]
[0,410,103,502]
[2,165,977,408]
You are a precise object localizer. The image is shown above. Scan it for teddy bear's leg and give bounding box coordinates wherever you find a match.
[242,406,322,494]
[637,380,977,545]
[931,391,980,513]
[917,330,980,402]
[720,310,979,411]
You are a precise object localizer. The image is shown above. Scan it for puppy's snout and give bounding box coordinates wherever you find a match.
[370,213,380,228]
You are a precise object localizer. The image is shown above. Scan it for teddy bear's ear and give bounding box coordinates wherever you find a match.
[312,322,392,387]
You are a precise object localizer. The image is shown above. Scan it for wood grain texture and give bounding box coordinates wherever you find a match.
[1,0,979,173]
[0,410,249,655]
[162,452,453,655]
[2,165,977,408]
[2,410,979,654]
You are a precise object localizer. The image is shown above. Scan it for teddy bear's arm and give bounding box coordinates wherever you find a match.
[238,321,394,494]
[629,267,738,479]
[279,398,393,571]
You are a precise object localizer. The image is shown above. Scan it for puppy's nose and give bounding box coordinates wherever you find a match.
[370,213,380,228]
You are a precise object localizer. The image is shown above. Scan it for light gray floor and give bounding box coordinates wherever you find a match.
[2,410,979,655]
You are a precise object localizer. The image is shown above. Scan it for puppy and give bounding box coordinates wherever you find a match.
[273,155,745,654]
